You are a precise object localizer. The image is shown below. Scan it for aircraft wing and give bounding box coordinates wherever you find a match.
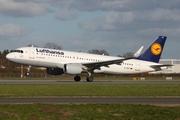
[82,46,143,70]
[82,57,133,70]
[134,46,144,57]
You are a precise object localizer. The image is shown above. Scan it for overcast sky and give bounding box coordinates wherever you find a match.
[0,0,180,58]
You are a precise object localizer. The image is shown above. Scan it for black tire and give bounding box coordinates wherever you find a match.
[74,75,81,82]
[86,76,93,82]
[25,72,29,76]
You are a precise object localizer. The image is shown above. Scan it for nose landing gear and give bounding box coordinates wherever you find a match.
[25,65,31,77]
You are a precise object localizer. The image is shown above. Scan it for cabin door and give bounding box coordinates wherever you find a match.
[29,48,35,59]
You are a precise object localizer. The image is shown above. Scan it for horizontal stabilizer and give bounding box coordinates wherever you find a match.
[150,64,173,71]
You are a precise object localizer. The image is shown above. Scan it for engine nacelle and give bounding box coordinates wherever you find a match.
[64,64,82,74]
[46,68,64,75]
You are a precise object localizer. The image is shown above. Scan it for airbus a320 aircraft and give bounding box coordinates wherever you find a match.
[6,36,171,82]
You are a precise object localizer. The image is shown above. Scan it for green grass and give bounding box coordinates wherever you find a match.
[0,104,180,120]
[0,84,180,119]
[0,84,180,97]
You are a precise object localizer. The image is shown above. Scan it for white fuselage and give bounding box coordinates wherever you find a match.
[6,47,162,74]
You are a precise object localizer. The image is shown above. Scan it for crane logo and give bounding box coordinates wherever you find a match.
[151,43,162,55]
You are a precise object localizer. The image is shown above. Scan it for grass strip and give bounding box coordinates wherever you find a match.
[0,104,180,120]
[0,84,180,97]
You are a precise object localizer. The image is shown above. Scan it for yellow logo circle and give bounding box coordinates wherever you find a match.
[151,43,162,55]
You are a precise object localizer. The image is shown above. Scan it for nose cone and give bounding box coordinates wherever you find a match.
[6,53,20,64]
[6,53,10,59]
[6,53,13,61]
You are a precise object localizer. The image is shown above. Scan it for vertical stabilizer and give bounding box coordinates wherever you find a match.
[137,36,167,63]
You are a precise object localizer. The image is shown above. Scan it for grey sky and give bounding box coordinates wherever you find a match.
[0,0,179,58]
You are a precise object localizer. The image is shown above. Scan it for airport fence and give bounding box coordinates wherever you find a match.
[0,73,50,78]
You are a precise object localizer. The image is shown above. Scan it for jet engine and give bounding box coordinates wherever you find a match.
[64,64,83,74]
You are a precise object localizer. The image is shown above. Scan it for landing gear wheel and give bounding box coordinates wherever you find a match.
[86,76,93,82]
[74,75,81,82]
[25,72,29,76]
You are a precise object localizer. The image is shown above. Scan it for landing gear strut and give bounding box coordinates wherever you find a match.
[86,72,93,82]
[25,65,31,76]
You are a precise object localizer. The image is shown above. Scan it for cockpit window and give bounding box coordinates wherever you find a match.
[12,50,23,53]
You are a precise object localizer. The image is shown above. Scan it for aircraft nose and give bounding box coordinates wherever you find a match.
[6,53,13,60]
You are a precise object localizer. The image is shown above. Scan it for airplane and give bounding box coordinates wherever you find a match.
[6,36,171,82]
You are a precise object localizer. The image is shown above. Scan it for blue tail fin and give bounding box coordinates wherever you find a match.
[137,36,167,63]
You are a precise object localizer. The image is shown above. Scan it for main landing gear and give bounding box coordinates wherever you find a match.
[74,75,81,82]
[74,72,94,82]
[86,72,93,82]
[86,76,93,82]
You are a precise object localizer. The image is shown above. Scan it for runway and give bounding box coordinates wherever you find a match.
[0,97,180,105]
[0,79,180,84]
